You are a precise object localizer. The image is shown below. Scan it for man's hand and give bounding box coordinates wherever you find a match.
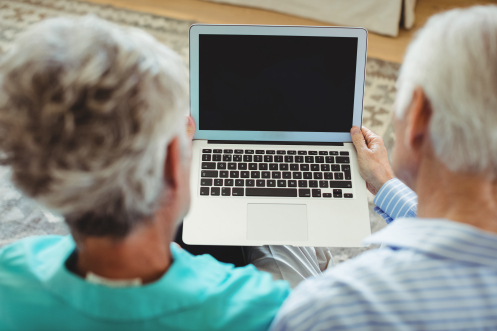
[186,115,195,141]
[350,126,394,195]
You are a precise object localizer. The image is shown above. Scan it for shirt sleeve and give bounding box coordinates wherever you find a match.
[373,178,417,224]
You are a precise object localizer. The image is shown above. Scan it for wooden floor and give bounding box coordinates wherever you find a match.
[87,0,495,63]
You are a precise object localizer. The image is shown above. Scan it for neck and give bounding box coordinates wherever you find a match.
[416,157,497,233]
[74,208,176,284]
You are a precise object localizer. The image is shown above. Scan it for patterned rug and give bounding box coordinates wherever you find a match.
[0,0,400,262]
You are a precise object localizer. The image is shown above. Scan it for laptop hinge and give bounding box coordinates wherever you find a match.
[208,140,344,146]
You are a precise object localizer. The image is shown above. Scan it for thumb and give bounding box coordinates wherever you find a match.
[350,126,367,151]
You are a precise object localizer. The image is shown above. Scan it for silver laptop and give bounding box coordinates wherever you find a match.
[184,24,371,247]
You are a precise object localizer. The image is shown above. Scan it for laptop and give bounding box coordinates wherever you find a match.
[183,24,371,247]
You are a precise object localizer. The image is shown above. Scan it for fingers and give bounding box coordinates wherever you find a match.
[361,126,381,148]
[350,126,367,152]
[186,115,195,140]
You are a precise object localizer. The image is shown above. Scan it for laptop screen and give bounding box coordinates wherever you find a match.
[199,34,358,133]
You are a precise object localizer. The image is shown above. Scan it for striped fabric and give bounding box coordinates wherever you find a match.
[270,179,497,331]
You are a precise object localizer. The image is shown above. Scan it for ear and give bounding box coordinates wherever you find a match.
[404,87,432,153]
[164,137,182,190]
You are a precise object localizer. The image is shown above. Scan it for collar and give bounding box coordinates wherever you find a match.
[364,218,497,268]
[42,236,229,321]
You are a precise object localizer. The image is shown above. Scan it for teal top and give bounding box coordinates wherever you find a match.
[0,235,290,331]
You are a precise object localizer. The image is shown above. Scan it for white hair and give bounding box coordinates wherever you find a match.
[395,5,497,176]
[0,16,188,237]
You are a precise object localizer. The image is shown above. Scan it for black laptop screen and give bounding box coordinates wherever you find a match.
[198,34,358,133]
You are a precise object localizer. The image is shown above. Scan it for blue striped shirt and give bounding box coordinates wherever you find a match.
[271,178,497,331]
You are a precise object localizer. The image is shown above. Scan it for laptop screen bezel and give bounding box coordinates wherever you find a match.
[189,24,368,143]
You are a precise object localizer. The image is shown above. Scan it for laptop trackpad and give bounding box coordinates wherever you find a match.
[247,204,308,241]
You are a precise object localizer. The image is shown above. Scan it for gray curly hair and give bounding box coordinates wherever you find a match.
[0,16,188,237]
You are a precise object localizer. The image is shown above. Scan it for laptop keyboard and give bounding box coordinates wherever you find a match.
[199,148,353,198]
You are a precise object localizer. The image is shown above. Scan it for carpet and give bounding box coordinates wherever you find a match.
[0,0,400,263]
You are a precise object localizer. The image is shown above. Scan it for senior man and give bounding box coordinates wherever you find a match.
[271,6,497,331]
[0,16,293,330]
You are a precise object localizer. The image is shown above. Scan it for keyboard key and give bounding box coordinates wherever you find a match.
[264,155,273,162]
[200,187,209,195]
[251,171,260,178]
[222,187,231,196]
[256,179,265,187]
[220,171,228,178]
[238,163,248,170]
[233,155,242,162]
[329,181,352,188]
[325,156,335,163]
[259,163,268,170]
[331,164,341,171]
[235,179,244,186]
[246,188,297,197]
[213,154,221,161]
[314,172,323,179]
[267,180,276,187]
[324,172,333,179]
[340,151,349,155]
[213,149,222,153]
[319,180,328,188]
[223,154,232,161]
[288,180,297,187]
[321,164,330,171]
[315,156,324,163]
[230,171,239,178]
[223,149,233,153]
[344,171,351,180]
[211,187,220,196]
[323,193,332,198]
[319,151,328,155]
[280,164,289,171]
[333,189,342,198]
[269,164,278,170]
[344,193,353,198]
[311,164,319,171]
[341,165,350,171]
[304,172,312,179]
[336,157,350,164]
[256,150,265,154]
[295,156,304,163]
[272,172,281,179]
[201,179,212,186]
[202,149,212,153]
[214,179,223,186]
[287,150,296,155]
[241,171,250,178]
[293,172,302,179]
[235,149,243,154]
[309,151,317,155]
[249,163,257,170]
[285,155,294,163]
[283,171,291,179]
[232,188,244,196]
[330,151,338,155]
[228,163,236,170]
[243,155,253,162]
[266,150,275,154]
[334,172,344,180]
[298,180,307,187]
[246,179,255,187]
[275,155,283,162]
[290,164,299,171]
[299,189,311,197]
[202,162,216,169]
[254,155,263,162]
[262,171,270,178]
[245,150,254,154]
[202,154,211,161]
[277,150,286,154]
[225,179,234,186]
[298,151,307,155]
[312,189,321,197]
[217,162,226,169]
[309,180,318,187]
[305,156,314,163]
[201,170,218,177]
[300,164,310,171]
[277,180,286,187]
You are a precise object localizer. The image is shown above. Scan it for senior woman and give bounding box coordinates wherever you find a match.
[0,16,291,330]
